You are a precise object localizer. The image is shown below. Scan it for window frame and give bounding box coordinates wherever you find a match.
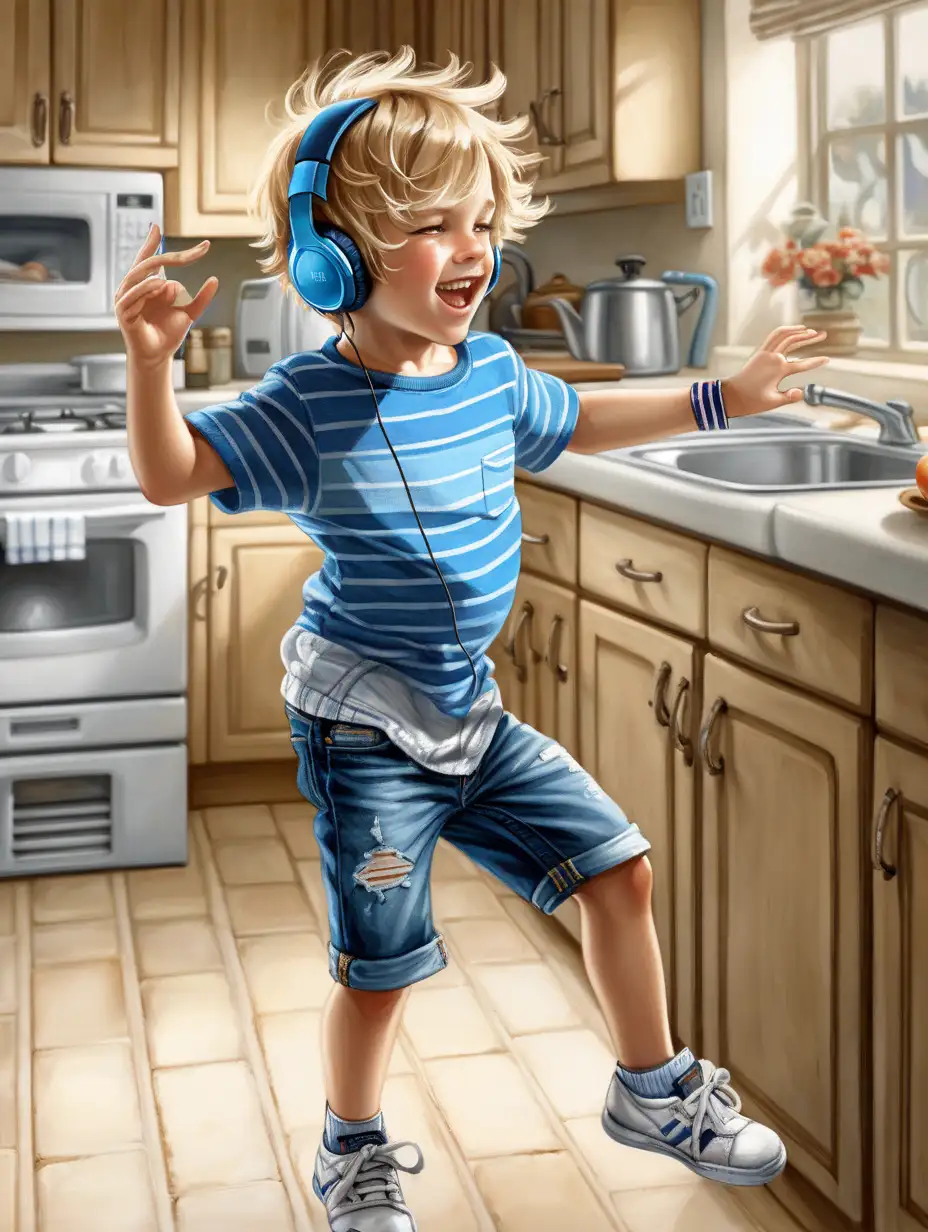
[797,5,928,362]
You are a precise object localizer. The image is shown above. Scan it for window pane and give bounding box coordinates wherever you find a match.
[901,250,928,344]
[828,134,888,238]
[854,261,891,343]
[826,19,885,129]
[899,6,928,119]
[900,128,928,238]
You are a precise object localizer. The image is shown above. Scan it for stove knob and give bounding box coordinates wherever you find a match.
[110,453,131,480]
[2,452,31,484]
[81,453,110,486]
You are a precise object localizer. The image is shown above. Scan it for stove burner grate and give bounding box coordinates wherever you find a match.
[0,406,127,435]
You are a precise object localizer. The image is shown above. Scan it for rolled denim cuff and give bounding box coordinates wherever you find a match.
[690,379,729,430]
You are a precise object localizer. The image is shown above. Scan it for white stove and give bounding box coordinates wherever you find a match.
[0,371,188,879]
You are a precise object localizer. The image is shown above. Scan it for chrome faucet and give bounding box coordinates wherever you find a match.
[804,384,920,447]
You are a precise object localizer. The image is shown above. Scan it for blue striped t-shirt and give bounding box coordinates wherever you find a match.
[185,331,579,719]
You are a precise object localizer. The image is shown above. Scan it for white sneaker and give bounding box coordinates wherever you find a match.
[602,1057,787,1186]
[312,1130,424,1231]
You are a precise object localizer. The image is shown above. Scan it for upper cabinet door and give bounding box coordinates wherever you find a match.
[551,0,611,190]
[167,0,327,236]
[500,0,563,184]
[51,0,180,167]
[0,0,51,163]
[324,0,432,60]
[432,0,501,82]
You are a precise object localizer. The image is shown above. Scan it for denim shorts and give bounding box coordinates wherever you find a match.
[287,708,651,991]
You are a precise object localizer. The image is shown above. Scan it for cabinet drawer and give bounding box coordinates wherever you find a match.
[579,504,707,635]
[875,604,928,747]
[707,547,873,711]
[516,480,578,585]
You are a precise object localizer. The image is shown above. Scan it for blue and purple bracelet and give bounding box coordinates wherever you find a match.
[689,379,730,431]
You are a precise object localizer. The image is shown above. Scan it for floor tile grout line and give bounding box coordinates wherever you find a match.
[15,885,35,1232]
[192,813,315,1232]
[437,927,629,1231]
[112,873,176,1232]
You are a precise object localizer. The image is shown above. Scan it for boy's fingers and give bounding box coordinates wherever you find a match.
[116,275,172,321]
[130,223,162,267]
[116,241,209,300]
[184,276,219,319]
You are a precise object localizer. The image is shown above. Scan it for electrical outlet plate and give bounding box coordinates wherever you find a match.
[685,170,713,229]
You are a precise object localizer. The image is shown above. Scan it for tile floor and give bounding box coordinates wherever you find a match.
[0,802,787,1232]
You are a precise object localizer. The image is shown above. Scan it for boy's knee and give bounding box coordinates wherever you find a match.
[578,854,653,911]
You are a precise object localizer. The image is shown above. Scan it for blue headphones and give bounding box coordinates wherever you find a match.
[287,97,501,315]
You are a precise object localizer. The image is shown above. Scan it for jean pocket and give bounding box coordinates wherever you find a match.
[324,722,393,754]
[481,447,515,517]
[288,722,324,808]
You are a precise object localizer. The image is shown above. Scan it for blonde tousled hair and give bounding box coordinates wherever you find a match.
[249,46,549,302]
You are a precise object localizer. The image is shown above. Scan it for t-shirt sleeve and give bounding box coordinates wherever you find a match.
[508,346,580,473]
[184,364,319,515]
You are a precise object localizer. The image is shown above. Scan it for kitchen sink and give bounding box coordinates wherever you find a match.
[616,432,921,492]
[694,410,815,432]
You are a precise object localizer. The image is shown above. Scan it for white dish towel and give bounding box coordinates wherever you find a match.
[3,513,87,564]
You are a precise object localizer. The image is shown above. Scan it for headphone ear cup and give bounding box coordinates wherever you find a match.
[317,223,372,313]
[484,245,502,299]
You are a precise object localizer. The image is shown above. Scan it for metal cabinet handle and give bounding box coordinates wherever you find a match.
[543,614,568,682]
[521,531,550,546]
[58,91,75,144]
[32,93,48,146]
[699,697,727,775]
[650,661,672,727]
[191,575,208,621]
[529,86,563,146]
[616,558,663,583]
[214,565,228,590]
[504,600,537,683]
[742,605,800,637]
[670,677,693,766]
[872,787,899,881]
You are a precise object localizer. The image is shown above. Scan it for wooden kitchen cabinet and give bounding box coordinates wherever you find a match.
[699,653,867,1224]
[324,0,432,59]
[0,0,180,166]
[166,0,329,236]
[431,0,502,84]
[578,599,698,1049]
[51,0,180,166]
[208,521,324,761]
[502,0,701,197]
[872,737,928,1232]
[0,0,50,162]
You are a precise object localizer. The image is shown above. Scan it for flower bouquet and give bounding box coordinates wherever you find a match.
[761,204,890,355]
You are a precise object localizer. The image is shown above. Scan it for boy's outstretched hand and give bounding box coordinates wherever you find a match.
[115,223,219,369]
[723,326,830,419]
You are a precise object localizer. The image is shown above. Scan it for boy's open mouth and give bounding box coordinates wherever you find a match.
[435,276,481,310]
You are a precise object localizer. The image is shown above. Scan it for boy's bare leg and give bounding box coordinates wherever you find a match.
[574,855,675,1067]
[321,984,409,1119]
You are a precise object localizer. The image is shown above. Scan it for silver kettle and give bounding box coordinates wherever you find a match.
[549,256,719,376]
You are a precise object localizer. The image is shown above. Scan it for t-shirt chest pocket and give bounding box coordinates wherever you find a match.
[320,437,515,519]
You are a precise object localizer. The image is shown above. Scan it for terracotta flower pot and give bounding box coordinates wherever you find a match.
[800,308,863,357]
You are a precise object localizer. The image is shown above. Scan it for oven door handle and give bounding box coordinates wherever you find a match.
[0,504,166,540]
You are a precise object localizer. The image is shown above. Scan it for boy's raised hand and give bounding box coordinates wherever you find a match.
[115,224,218,368]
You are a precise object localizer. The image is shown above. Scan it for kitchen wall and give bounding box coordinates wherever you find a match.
[0,0,735,372]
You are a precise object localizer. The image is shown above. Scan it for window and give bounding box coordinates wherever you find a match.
[802,2,928,358]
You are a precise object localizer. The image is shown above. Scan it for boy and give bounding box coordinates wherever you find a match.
[116,46,827,1232]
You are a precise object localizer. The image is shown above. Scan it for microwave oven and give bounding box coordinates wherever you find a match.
[0,167,163,331]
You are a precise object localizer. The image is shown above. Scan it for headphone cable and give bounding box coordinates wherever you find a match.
[338,317,479,698]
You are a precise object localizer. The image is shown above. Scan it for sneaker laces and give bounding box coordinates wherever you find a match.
[326,1140,425,1222]
[681,1064,742,1158]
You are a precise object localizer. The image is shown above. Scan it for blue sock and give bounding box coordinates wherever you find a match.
[617,1047,702,1098]
[323,1104,386,1153]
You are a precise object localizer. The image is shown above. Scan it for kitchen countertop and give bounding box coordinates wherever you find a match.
[176,371,928,615]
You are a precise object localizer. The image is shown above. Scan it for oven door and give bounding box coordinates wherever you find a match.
[0,492,187,705]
